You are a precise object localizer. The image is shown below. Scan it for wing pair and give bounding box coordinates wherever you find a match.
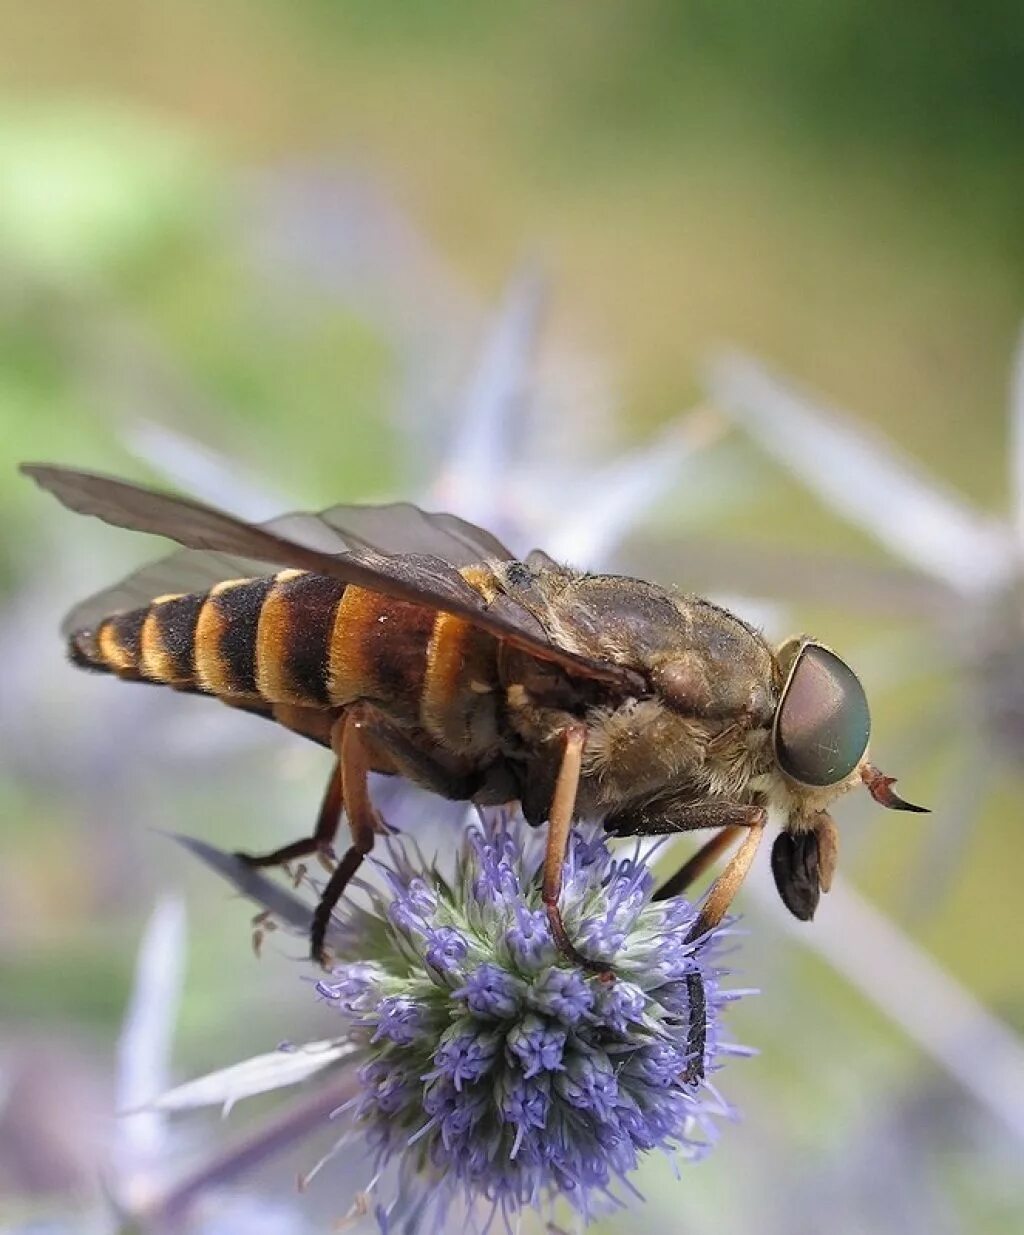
[21,464,643,691]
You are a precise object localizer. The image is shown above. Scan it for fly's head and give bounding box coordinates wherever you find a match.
[768,636,928,920]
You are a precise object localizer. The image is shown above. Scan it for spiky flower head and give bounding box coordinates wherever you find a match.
[315,812,746,1230]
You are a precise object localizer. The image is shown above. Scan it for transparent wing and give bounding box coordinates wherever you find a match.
[315,501,514,564]
[52,501,515,636]
[57,548,279,636]
[23,464,640,690]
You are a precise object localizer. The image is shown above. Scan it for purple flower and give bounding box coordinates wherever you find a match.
[371,995,428,1045]
[593,977,646,1034]
[506,1013,567,1077]
[428,1021,503,1089]
[311,813,747,1229]
[424,926,468,974]
[505,905,553,967]
[529,965,594,1024]
[455,962,526,1019]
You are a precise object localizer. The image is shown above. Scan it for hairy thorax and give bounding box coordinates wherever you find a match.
[577,697,774,818]
[497,571,782,823]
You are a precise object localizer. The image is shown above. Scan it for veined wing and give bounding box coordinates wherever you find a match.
[21,464,645,691]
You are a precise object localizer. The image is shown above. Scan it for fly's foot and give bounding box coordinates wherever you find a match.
[545,901,615,982]
[250,910,277,958]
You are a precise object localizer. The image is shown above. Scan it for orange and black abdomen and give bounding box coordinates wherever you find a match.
[69,568,503,754]
[71,574,313,701]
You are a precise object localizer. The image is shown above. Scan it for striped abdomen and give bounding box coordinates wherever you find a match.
[69,569,502,753]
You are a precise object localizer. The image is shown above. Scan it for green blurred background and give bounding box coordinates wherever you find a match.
[1,3,1022,1233]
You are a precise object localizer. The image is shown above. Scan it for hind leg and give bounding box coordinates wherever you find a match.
[235,761,344,870]
[309,705,388,966]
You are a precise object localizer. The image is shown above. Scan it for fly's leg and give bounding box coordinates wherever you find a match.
[305,712,517,966]
[251,910,277,958]
[677,822,765,1084]
[310,706,386,967]
[357,716,481,800]
[644,800,767,909]
[245,701,475,966]
[651,825,745,902]
[682,809,767,943]
[235,760,344,870]
[541,724,610,977]
[646,802,766,1086]
[606,794,768,837]
[682,971,707,1086]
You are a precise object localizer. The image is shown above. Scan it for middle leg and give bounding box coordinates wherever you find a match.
[541,723,611,976]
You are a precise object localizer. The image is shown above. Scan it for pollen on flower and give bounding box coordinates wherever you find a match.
[313,813,746,1230]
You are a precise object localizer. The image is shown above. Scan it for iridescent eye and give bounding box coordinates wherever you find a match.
[773,643,870,787]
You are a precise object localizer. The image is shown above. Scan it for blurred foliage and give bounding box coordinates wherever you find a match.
[297,1,1024,166]
[1,2,1021,485]
[0,103,208,280]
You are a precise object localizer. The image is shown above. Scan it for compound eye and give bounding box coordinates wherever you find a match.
[774,644,870,787]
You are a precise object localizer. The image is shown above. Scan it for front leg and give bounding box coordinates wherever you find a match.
[683,815,766,943]
[629,795,766,1089]
[611,794,767,941]
[607,794,767,837]
[651,824,745,902]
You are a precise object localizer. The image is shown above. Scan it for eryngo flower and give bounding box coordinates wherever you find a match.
[309,812,745,1230]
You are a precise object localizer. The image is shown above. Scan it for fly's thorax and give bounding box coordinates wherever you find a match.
[660,596,777,718]
[496,567,775,683]
[578,694,773,815]
[495,565,778,729]
[497,575,781,814]
[577,588,777,809]
[700,723,774,800]
[585,708,770,819]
